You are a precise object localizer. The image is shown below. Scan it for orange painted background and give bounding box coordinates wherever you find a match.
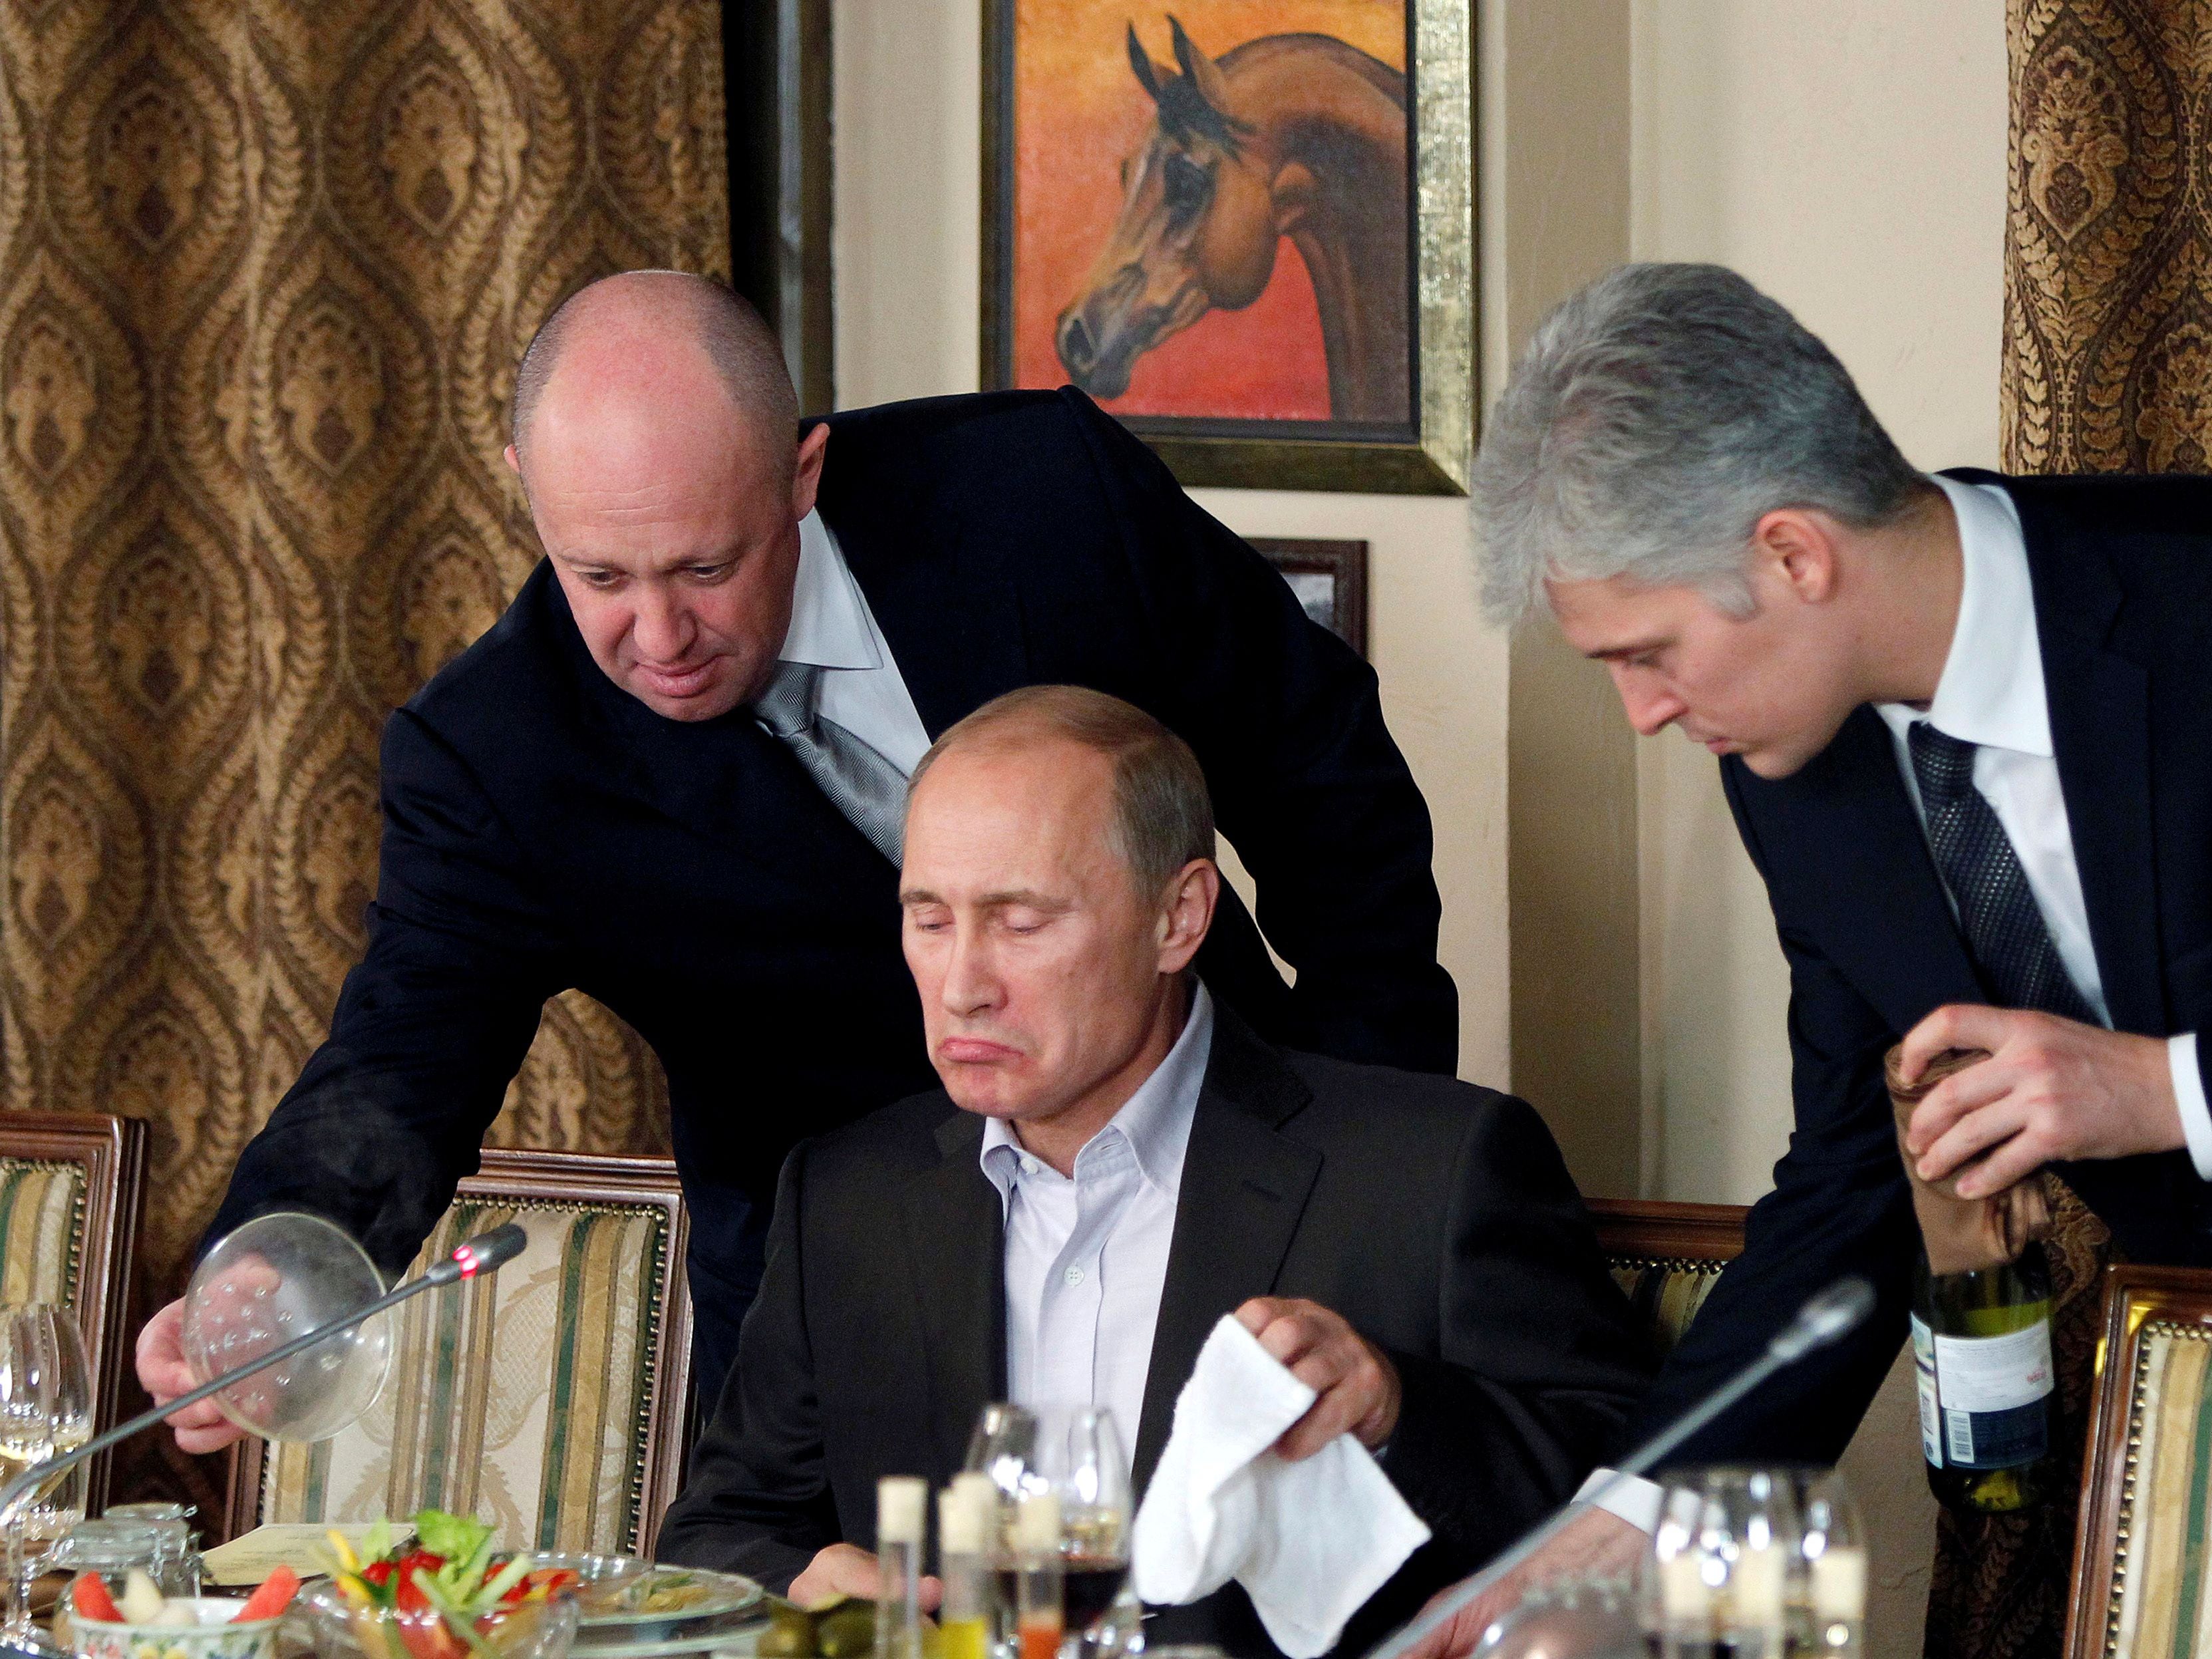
[1009,1,1407,421]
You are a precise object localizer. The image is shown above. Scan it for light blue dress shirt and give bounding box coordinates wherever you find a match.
[777,510,933,775]
[979,985,1215,1469]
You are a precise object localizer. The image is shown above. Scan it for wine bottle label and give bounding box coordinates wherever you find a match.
[1911,1316,1944,1467]
[1929,1319,2054,1469]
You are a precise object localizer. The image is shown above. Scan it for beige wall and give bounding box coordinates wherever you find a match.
[1625,11,2006,1644]
[831,0,1515,1088]
[1629,0,2009,1203]
[832,4,2007,1649]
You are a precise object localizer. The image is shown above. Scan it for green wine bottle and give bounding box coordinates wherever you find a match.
[1911,1241,2060,1512]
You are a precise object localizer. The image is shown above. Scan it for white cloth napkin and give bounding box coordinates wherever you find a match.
[1131,1314,1432,1658]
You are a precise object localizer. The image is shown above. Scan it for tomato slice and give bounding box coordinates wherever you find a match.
[236,1565,301,1622]
[71,1575,122,1624]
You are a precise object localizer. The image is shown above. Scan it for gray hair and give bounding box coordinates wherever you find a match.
[512,271,796,459]
[1472,263,1925,627]
[909,686,1216,895]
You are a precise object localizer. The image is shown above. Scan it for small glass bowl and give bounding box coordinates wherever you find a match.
[61,1595,283,1659]
[296,1579,580,1659]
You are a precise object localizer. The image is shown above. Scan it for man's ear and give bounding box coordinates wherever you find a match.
[1156,859,1220,974]
[792,424,831,521]
[503,444,522,476]
[1749,507,1843,605]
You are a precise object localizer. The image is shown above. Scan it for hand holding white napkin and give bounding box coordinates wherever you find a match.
[1131,1314,1431,1658]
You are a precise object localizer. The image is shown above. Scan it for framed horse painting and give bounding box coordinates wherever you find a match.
[981,0,1473,494]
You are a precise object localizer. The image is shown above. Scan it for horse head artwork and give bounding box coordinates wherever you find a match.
[1054,16,1409,422]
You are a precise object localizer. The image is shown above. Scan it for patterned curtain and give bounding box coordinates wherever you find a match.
[2002,0,2212,472]
[1936,1,2212,1652]
[0,0,726,1511]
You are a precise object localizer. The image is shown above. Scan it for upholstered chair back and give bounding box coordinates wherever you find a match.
[1587,1199,1748,1358]
[2067,1265,2212,1659]
[237,1150,693,1556]
[0,1113,145,1510]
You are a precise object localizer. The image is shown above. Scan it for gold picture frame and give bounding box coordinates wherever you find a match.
[981,1,1474,496]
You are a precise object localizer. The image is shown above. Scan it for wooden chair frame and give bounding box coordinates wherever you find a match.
[1587,1197,1748,1267]
[0,1112,147,1512]
[2062,1263,2212,1659]
[226,1147,695,1553]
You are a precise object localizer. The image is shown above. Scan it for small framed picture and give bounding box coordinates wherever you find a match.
[981,1,1474,495]
[1250,537,1368,657]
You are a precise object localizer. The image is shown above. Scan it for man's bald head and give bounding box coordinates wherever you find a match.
[511,271,797,470]
[506,271,828,725]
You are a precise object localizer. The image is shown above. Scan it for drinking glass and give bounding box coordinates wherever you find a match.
[967,1403,1041,1505]
[1642,1467,1803,1659]
[1788,1469,1866,1656]
[0,1307,58,1644]
[1032,1407,1131,1652]
[963,1405,1134,1658]
[23,1310,90,1555]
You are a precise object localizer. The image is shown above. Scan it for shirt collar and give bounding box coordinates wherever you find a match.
[977,983,1213,1203]
[776,511,882,672]
[1879,476,2051,758]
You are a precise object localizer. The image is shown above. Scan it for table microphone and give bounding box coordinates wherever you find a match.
[1360,1275,1878,1659]
[0,1223,530,1531]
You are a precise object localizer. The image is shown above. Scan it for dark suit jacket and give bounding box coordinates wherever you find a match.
[1634,470,2212,1463]
[206,388,1458,1404]
[657,1004,1653,1659]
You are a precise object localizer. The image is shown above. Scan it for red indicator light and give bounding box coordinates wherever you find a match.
[455,1246,479,1278]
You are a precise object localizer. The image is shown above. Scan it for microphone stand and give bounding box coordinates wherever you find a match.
[0,1220,529,1652]
[1360,1275,1879,1659]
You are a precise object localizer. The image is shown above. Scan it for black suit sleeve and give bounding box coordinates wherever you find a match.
[203,709,568,1273]
[1058,391,1458,1074]
[656,1145,836,1586]
[1380,1094,1654,1569]
[1625,761,1919,1461]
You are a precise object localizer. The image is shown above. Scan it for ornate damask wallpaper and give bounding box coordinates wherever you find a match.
[2004,0,2212,472]
[0,0,726,1503]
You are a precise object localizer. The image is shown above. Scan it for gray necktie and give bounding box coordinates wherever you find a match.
[1907,720,2093,1021]
[752,660,908,864]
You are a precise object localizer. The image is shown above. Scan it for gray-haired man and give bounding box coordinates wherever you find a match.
[1422,261,2212,1643]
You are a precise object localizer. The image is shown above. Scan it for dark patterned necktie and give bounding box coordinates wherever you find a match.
[1907,720,2093,1021]
[752,661,909,865]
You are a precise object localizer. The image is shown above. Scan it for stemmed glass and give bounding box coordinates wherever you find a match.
[964,1405,1134,1658]
[1642,1467,1802,1659]
[1787,1469,1865,1656]
[1034,1408,1131,1650]
[26,1310,91,1551]
[0,1306,75,1645]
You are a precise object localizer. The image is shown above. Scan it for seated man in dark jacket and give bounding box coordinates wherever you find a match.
[657,686,1651,1658]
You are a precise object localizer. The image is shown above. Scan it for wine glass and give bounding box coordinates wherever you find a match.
[1642,1466,1802,1659]
[0,1308,57,1644]
[21,1310,90,1555]
[180,1211,394,1441]
[1788,1469,1865,1656]
[1033,1408,1131,1653]
[963,1404,1134,1658]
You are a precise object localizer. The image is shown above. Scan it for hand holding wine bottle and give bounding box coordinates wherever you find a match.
[1887,1042,2062,1515]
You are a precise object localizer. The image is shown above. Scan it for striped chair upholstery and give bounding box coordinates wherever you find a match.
[2067,1266,2212,1659]
[1587,1199,1748,1358]
[0,1160,90,1308]
[247,1150,693,1556]
[0,1114,145,1509]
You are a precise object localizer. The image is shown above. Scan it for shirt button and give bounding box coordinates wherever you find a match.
[1021,1157,1040,1175]
[1064,1266,1086,1286]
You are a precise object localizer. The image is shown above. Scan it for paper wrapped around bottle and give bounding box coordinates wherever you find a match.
[1885,1044,2051,1275]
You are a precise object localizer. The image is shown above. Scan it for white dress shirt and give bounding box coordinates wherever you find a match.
[980,986,1216,1471]
[775,510,933,775]
[1584,474,2211,1537]
[1871,475,2208,1171]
